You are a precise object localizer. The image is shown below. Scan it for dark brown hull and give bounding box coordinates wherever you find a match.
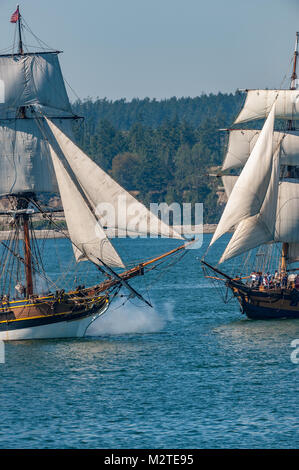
[228,280,299,319]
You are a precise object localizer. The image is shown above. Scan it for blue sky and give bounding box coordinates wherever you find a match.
[0,0,299,101]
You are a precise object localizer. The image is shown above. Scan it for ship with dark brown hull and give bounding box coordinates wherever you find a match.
[202,260,299,320]
[0,7,186,340]
[202,33,299,320]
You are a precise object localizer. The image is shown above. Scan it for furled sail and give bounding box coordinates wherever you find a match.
[219,149,280,263]
[210,103,276,246]
[45,118,183,239]
[235,90,299,124]
[222,129,299,171]
[48,145,124,268]
[0,53,72,118]
[0,119,58,196]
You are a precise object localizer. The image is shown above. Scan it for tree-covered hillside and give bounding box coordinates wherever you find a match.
[72,93,245,223]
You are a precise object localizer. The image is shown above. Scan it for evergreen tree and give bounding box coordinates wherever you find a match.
[70,93,244,223]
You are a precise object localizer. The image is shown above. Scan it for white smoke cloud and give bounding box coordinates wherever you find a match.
[86,298,174,336]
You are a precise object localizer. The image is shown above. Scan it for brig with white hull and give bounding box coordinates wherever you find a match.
[0,7,188,341]
[0,291,109,341]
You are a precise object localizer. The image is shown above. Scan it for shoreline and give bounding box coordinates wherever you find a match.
[0,225,217,240]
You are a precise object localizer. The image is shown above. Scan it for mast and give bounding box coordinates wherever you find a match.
[287,33,299,131]
[290,32,299,90]
[16,6,33,295]
[17,5,23,55]
[23,214,33,297]
[16,5,26,118]
[282,33,299,270]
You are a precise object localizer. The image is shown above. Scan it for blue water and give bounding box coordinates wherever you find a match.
[0,234,298,449]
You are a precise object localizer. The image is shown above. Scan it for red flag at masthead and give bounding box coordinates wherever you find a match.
[10,7,20,24]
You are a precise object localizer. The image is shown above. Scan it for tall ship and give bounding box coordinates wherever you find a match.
[0,6,187,340]
[202,33,299,320]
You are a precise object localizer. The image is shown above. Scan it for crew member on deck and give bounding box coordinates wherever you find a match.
[282,273,288,288]
[15,282,26,299]
[288,273,296,289]
[250,272,257,287]
[263,273,269,288]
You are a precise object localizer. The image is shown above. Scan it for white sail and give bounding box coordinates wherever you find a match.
[288,243,299,264]
[274,180,299,243]
[45,118,183,239]
[221,175,238,198]
[0,53,72,118]
[218,177,299,261]
[235,89,299,124]
[0,119,58,196]
[210,103,276,246]
[222,130,260,171]
[222,129,299,171]
[219,149,280,263]
[48,145,124,268]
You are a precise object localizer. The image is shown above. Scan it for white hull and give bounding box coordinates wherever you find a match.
[0,304,109,341]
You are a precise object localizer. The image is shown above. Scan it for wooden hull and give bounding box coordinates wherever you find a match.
[0,290,109,340]
[228,280,299,320]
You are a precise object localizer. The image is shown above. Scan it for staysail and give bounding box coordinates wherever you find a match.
[48,144,125,268]
[45,118,183,240]
[210,103,276,245]
[219,148,280,263]
[217,177,299,263]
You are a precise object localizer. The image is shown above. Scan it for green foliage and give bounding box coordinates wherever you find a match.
[72,93,244,223]
[111,152,140,190]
